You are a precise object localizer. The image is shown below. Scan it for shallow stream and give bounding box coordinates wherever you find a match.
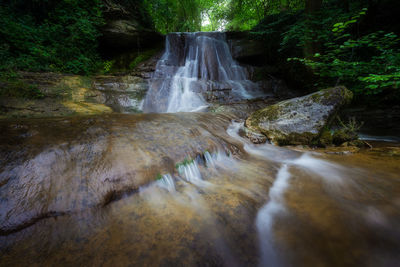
[1,113,399,266]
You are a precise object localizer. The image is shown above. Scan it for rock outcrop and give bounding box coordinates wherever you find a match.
[245,86,353,145]
[0,67,160,118]
[226,32,266,65]
[100,0,163,52]
[0,113,236,235]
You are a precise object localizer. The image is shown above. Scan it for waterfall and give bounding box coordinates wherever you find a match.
[143,32,265,113]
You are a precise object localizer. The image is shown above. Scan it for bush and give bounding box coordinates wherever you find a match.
[0,0,104,75]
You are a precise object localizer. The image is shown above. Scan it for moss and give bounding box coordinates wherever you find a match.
[279,132,315,146]
[318,129,333,147]
[260,129,315,146]
[0,73,44,99]
[310,86,353,106]
[248,104,280,129]
[311,91,323,103]
[108,46,162,73]
[340,86,353,105]
[175,157,194,169]
[332,129,354,146]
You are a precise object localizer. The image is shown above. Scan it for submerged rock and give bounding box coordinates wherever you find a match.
[245,86,353,145]
[0,113,237,235]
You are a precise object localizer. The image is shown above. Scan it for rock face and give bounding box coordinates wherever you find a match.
[0,69,159,118]
[100,0,163,52]
[0,113,236,235]
[226,32,266,65]
[245,86,353,145]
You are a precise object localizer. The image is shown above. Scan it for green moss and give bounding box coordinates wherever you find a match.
[248,104,280,129]
[275,132,315,146]
[318,129,333,147]
[341,87,354,105]
[332,129,354,146]
[311,91,323,103]
[175,157,195,169]
[0,72,44,99]
[108,46,162,74]
[156,173,163,180]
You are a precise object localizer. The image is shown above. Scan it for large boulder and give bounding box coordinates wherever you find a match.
[245,86,353,145]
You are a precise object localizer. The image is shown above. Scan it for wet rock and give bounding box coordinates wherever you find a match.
[0,113,237,234]
[332,129,356,146]
[0,72,153,118]
[245,86,353,145]
[240,127,268,144]
[210,98,278,119]
[93,75,149,113]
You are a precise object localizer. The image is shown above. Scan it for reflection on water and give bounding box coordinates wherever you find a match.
[1,115,400,266]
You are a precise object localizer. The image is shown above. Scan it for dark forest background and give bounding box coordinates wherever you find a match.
[0,0,399,102]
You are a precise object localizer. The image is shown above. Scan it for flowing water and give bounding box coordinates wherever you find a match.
[1,32,400,266]
[143,32,266,113]
[1,114,400,266]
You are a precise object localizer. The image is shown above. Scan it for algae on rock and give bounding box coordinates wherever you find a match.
[245,86,353,145]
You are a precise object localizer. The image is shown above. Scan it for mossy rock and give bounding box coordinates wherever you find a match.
[318,129,333,147]
[246,86,353,145]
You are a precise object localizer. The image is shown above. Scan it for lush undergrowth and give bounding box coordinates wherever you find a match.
[251,0,400,103]
[0,0,104,75]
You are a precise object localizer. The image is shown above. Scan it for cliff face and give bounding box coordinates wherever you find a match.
[99,0,163,55]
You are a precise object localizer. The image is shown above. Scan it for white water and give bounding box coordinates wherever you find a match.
[359,133,400,143]
[157,174,176,192]
[143,32,266,113]
[226,121,352,265]
[256,164,291,267]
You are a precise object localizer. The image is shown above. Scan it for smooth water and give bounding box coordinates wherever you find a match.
[1,31,400,267]
[1,114,400,266]
[143,32,265,113]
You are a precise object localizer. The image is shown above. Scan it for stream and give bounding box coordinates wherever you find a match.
[1,32,400,266]
[1,114,399,266]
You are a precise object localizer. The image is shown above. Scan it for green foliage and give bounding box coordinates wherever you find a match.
[0,71,44,99]
[0,0,104,74]
[102,60,114,74]
[144,0,204,33]
[287,7,400,95]
[337,116,364,135]
[225,0,304,31]
[143,0,305,33]
[128,48,159,70]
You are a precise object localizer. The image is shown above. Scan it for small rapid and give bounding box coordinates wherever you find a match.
[143,32,266,113]
[1,114,400,267]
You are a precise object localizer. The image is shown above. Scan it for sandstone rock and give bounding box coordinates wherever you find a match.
[245,86,353,145]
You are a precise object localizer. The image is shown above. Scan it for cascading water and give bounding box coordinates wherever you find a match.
[143,32,266,113]
[2,115,400,266]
